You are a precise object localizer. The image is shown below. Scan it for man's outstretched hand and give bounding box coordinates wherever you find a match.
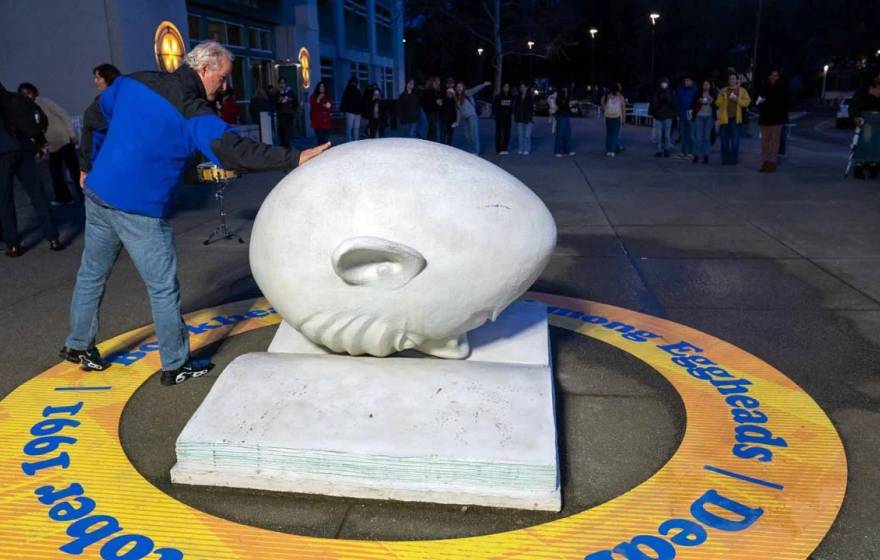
[298,142,331,166]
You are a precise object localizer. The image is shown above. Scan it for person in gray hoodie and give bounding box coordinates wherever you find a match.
[455,80,491,154]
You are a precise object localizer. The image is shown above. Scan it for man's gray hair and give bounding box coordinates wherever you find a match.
[184,41,233,71]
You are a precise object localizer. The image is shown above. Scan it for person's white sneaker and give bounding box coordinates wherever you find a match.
[607,152,615,157]
[567,152,576,156]
[555,153,564,158]
[499,150,509,155]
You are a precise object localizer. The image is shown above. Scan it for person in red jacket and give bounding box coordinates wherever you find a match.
[219,89,240,124]
[310,81,333,145]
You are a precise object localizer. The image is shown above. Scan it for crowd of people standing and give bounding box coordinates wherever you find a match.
[635,70,791,171]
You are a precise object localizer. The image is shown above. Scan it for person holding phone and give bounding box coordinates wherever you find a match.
[715,74,751,165]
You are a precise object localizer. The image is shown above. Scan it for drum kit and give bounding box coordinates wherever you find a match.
[197,162,244,245]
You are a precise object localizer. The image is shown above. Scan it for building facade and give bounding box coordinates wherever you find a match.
[0,0,405,130]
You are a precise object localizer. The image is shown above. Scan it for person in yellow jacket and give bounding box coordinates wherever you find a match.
[715,74,752,165]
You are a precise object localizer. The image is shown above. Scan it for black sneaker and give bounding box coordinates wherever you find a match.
[60,346,108,371]
[654,151,663,157]
[160,359,214,386]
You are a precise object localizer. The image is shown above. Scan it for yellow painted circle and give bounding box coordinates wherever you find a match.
[0,293,846,559]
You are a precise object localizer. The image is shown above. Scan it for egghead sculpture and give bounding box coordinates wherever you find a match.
[249,138,556,358]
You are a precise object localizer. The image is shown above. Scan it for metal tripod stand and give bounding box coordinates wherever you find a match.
[203,177,244,245]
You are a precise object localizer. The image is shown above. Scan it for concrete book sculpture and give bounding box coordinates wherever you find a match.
[172,138,562,511]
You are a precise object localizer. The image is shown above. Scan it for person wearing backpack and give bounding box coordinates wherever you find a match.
[0,80,62,257]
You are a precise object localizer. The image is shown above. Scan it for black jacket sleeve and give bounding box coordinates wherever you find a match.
[78,97,107,171]
[1,92,48,146]
[210,131,301,172]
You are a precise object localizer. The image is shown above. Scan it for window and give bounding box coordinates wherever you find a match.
[344,0,368,50]
[382,67,394,99]
[248,28,271,51]
[231,57,246,100]
[250,58,272,93]
[318,0,334,41]
[350,62,368,87]
[187,15,200,40]
[207,20,226,44]
[376,4,393,57]
[320,57,336,103]
[227,24,243,46]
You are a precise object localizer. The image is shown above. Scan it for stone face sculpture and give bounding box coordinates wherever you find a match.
[249,138,556,358]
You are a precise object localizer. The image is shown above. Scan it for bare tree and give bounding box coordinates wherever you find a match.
[408,0,583,94]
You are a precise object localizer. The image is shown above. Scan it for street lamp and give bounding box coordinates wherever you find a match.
[527,40,535,84]
[649,13,660,84]
[589,29,598,89]
[821,64,830,100]
[477,48,484,56]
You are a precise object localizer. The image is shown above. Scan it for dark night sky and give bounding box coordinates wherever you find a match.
[405,0,880,99]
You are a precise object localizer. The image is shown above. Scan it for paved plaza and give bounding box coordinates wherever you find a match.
[1,116,877,558]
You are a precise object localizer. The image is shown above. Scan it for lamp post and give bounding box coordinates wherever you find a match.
[527,40,535,84]
[821,64,830,101]
[589,28,598,90]
[649,12,660,84]
[403,38,411,80]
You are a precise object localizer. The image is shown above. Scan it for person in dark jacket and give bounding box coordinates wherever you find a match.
[440,86,458,146]
[340,77,362,142]
[359,83,377,138]
[554,87,574,156]
[398,79,421,138]
[79,64,121,190]
[650,77,676,157]
[493,82,514,155]
[756,70,790,172]
[366,87,388,138]
[675,76,697,157]
[422,76,442,142]
[60,41,330,384]
[275,77,298,148]
[0,81,62,257]
[513,83,535,155]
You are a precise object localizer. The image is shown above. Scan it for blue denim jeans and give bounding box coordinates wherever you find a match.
[554,115,572,154]
[516,122,532,153]
[719,123,741,164]
[66,198,189,370]
[344,113,360,142]
[679,118,694,155]
[405,122,419,138]
[653,118,673,152]
[605,117,621,153]
[694,115,714,157]
[462,115,480,154]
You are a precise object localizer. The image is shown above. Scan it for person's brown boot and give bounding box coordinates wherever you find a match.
[767,162,777,173]
[49,239,64,251]
[759,161,768,172]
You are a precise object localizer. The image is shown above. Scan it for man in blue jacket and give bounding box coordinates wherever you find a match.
[676,76,697,158]
[60,41,329,386]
